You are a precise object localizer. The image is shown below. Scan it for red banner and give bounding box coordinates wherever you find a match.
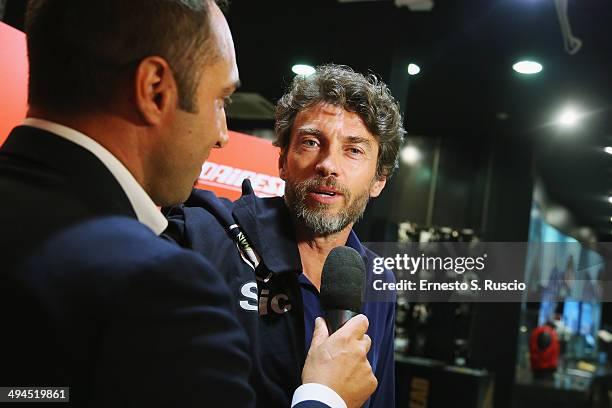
[0,22,28,146]
[198,132,284,200]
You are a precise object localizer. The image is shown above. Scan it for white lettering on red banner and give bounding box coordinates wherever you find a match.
[199,162,285,197]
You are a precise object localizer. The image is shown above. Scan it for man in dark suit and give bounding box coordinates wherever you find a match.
[0,1,376,407]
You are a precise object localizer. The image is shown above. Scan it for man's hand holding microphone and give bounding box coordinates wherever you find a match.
[302,247,377,408]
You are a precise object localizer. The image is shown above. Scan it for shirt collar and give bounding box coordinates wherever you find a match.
[346,229,368,259]
[23,118,168,235]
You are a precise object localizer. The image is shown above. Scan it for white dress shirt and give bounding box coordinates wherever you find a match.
[23,118,168,235]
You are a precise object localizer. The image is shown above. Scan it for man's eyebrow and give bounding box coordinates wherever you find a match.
[344,135,373,147]
[223,80,241,94]
[296,127,323,137]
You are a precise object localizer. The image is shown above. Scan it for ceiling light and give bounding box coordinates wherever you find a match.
[604,146,612,155]
[512,60,543,75]
[400,145,421,164]
[407,63,421,76]
[557,107,580,127]
[609,196,612,204]
[292,64,315,77]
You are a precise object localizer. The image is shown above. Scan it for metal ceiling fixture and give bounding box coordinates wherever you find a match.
[554,0,582,55]
[394,0,434,11]
[337,0,434,11]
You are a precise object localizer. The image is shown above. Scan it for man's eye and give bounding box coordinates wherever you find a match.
[303,139,318,147]
[348,147,364,155]
[223,96,233,108]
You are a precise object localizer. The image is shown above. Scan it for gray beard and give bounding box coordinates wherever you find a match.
[284,176,371,236]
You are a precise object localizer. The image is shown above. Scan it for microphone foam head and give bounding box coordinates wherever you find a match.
[320,246,365,313]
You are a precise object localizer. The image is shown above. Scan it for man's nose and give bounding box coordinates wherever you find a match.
[216,111,229,148]
[314,148,340,177]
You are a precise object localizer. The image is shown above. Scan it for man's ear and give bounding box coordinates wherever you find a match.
[369,176,387,198]
[278,152,287,180]
[134,56,178,126]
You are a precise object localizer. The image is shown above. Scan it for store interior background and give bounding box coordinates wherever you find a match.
[2,0,612,407]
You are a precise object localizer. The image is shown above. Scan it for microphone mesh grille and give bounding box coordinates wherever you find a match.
[320,246,365,313]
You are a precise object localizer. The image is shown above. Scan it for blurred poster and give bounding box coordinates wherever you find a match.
[0,22,28,146]
[197,131,284,200]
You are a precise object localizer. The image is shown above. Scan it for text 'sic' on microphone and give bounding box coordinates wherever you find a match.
[320,246,366,334]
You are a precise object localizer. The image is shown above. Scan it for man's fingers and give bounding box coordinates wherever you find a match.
[362,334,372,354]
[369,372,379,392]
[309,317,329,350]
[339,314,369,338]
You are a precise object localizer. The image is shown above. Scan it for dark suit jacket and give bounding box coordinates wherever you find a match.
[0,126,258,407]
[0,126,334,408]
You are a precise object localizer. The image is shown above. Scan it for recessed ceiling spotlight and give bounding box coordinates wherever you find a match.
[604,146,612,155]
[400,145,421,164]
[513,60,543,75]
[557,107,580,127]
[291,64,315,77]
[407,63,421,76]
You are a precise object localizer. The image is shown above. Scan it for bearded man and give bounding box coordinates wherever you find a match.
[165,64,405,408]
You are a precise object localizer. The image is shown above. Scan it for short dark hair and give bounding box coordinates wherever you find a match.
[275,64,405,179]
[25,0,227,113]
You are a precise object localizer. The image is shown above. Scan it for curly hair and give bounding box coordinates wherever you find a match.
[275,64,405,179]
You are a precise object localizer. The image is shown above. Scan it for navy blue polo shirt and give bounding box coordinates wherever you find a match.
[298,231,396,408]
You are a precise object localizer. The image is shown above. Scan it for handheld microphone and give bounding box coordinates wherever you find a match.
[320,246,366,334]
